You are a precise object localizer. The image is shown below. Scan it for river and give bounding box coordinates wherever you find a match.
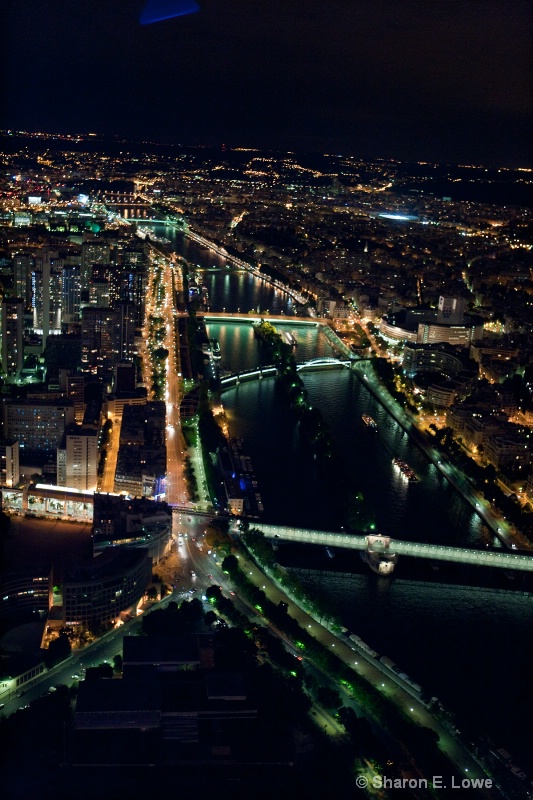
[143,220,533,768]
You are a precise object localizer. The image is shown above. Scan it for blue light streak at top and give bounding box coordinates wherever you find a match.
[140,0,200,25]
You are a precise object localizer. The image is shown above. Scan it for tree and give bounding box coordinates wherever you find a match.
[483,464,497,484]
[44,633,71,668]
[206,584,223,602]
[146,586,158,601]
[222,554,239,573]
[316,686,342,711]
[205,521,232,551]
[215,626,257,670]
[153,347,169,361]
[204,610,218,627]
[338,706,360,739]
[179,597,204,623]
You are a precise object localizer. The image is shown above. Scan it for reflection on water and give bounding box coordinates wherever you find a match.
[143,221,295,315]
[294,567,533,767]
[221,354,485,547]
[143,220,531,766]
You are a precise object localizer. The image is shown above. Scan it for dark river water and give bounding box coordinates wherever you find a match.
[143,220,533,767]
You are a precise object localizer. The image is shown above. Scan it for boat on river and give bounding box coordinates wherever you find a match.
[210,338,221,359]
[392,457,418,481]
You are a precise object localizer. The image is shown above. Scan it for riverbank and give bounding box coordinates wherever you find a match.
[231,532,495,793]
[140,218,533,775]
[352,360,524,551]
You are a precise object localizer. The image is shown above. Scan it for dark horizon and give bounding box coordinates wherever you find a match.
[2,0,533,169]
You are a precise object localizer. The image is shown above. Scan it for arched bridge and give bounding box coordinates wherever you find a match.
[220,358,352,388]
[296,357,351,371]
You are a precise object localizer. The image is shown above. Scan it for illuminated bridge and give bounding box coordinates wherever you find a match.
[220,358,352,388]
[170,508,533,573]
[199,312,322,325]
[296,357,351,371]
[253,523,533,574]
[220,366,278,388]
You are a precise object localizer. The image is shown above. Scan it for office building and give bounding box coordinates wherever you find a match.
[437,296,466,325]
[1,297,24,378]
[115,245,148,325]
[13,252,33,309]
[0,568,52,620]
[81,238,112,288]
[114,402,166,497]
[33,248,63,340]
[62,264,81,323]
[81,304,136,378]
[115,302,136,362]
[380,298,484,348]
[61,547,151,628]
[3,398,75,455]
[81,306,117,375]
[113,360,137,393]
[57,425,98,491]
[0,438,20,486]
[44,333,82,372]
[59,371,86,423]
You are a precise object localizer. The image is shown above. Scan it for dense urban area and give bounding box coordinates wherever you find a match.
[0,130,532,800]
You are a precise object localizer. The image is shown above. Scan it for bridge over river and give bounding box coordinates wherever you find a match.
[172,508,533,574]
[256,523,533,574]
[219,357,352,388]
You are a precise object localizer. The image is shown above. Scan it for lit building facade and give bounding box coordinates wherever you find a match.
[3,399,75,454]
[13,252,33,309]
[1,297,24,378]
[62,265,81,324]
[57,425,98,491]
[0,439,20,486]
[62,548,151,628]
[81,238,112,288]
[380,299,483,348]
[81,306,117,374]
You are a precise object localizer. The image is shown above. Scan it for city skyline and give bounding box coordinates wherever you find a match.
[1,130,533,796]
[2,0,533,167]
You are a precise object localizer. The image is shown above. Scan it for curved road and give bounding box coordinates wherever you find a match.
[172,515,501,798]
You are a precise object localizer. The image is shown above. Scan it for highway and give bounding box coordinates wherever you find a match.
[161,256,188,507]
[1,509,506,797]
[171,518,502,798]
[0,591,179,717]
[141,247,190,507]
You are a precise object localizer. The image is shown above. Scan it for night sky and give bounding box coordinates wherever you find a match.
[2,0,532,166]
